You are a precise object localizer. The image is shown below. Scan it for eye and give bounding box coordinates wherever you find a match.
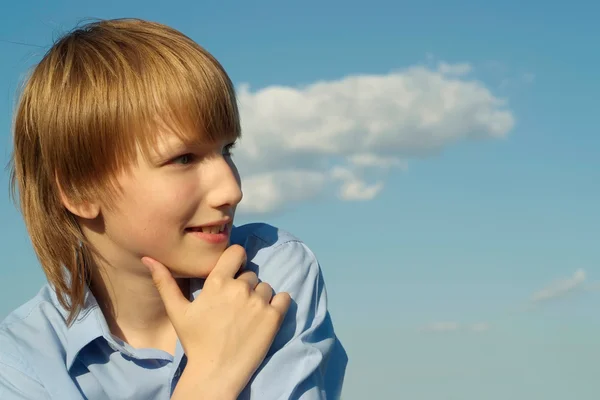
[223,142,236,157]
[171,153,195,165]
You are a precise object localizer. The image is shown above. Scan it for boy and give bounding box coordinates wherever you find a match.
[0,18,347,399]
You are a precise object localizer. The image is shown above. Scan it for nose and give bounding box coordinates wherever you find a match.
[204,155,243,210]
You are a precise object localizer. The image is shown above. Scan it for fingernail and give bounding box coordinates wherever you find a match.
[141,257,154,272]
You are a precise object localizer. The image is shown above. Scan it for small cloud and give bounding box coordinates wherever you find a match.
[522,72,536,84]
[238,170,327,213]
[347,153,407,170]
[499,78,511,89]
[531,269,586,303]
[330,166,384,201]
[437,62,472,76]
[419,321,491,333]
[470,322,491,333]
[483,60,508,74]
[419,321,460,333]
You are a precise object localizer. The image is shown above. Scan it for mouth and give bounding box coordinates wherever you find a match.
[184,220,231,244]
[185,224,228,234]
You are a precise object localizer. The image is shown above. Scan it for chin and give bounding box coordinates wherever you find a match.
[167,263,213,279]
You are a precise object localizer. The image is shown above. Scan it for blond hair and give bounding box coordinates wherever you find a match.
[9,18,240,324]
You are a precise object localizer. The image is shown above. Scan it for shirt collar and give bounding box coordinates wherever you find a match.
[60,279,206,371]
[61,284,111,370]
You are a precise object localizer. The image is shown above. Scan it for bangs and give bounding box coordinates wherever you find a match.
[129,34,242,161]
[27,19,241,206]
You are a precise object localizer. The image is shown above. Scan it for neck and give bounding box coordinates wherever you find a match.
[89,258,188,355]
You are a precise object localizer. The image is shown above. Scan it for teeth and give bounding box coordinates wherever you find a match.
[200,225,224,234]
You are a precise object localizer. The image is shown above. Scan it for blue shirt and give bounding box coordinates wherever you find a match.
[0,223,347,399]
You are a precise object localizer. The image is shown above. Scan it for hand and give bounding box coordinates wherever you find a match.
[141,245,291,399]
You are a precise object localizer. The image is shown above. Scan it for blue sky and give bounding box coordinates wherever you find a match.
[1,1,599,398]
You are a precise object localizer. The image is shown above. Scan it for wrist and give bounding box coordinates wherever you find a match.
[174,360,240,400]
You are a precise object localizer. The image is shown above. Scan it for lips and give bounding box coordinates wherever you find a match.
[185,224,226,234]
[185,222,230,244]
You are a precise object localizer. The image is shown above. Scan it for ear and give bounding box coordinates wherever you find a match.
[56,179,100,220]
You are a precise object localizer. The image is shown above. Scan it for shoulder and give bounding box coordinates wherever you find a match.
[0,284,61,341]
[0,292,60,398]
[231,223,322,291]
[231,222,305,250]
[233,225,348,399]
[0,285,67,376]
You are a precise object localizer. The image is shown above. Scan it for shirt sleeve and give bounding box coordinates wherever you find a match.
[0,340,50,400]
[239,239,348,400]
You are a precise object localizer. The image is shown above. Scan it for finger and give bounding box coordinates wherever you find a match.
[236,271,259,289]
[270,292,292,317]
[209,244,247,279]
[142,257,190,321]
[254,282,274,302]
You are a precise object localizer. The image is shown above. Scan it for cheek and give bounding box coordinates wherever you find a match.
[107,179,199,245]
[137,183,198,230]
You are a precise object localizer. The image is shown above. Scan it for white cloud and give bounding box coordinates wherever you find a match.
[418,321,490,333]
[522,72,536,84]
[330,166,384,201]
[437,61,472,76]
[347,153,407,170]
[470,322,491,333]
[239,170,327,213]
[235,61,515,213]
[497,70,535,90]
[419,321,460,333]
[531,269,587,302]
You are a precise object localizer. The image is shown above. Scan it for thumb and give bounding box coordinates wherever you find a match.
[142,257,189,322]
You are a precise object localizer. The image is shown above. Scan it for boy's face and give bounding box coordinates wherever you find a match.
[91,131,243,278]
